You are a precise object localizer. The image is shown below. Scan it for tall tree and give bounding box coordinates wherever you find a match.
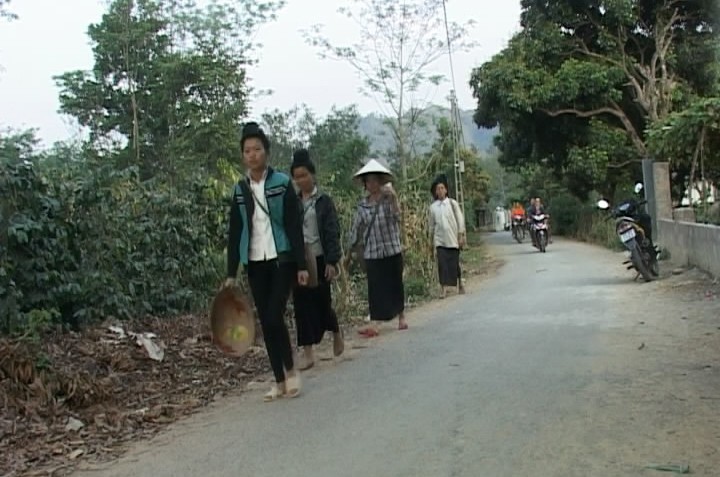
[415,117,489,210]
[308,105,370,191]
[55,0,282,178]
[305,0,474,181]
[470,0,718,199]
[0,0,16,22]
[260,105,317,166]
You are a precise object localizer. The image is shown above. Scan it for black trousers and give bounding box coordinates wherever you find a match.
[247,260,295,383]
[293,255,340,347]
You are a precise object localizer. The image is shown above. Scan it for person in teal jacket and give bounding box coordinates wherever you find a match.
[224,121,308,401]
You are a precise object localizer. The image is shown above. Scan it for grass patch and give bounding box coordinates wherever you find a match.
[462,231,491,276]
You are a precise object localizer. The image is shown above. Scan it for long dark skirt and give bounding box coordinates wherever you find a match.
[365,253,405,321]
[436,246,461,287]
[293,255,340,347]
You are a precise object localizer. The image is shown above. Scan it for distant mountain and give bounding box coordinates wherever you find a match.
[357,105,498,158]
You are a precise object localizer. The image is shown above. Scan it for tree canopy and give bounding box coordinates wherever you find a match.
[470,0,718,200]
[305,0,474,180]
[55,0,282,179]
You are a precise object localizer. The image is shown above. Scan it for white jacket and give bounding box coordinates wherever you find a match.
[429,198,465,248]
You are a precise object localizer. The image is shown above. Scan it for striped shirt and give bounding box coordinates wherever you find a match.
[348,194,403,259]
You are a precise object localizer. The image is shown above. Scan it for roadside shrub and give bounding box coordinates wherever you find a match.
[575,211,623,250]
[0,157,229,334]
[548,192,584,236]
[2,152,450,334]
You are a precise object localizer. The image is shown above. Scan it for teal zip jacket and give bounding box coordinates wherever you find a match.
[226,167,307,277]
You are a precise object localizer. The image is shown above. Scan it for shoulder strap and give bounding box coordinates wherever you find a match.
[245,179,284,229]
[363,199,383,246]
[450,199,463,227]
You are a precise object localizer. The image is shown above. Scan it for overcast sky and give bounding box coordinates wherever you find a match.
[0,0,521,146]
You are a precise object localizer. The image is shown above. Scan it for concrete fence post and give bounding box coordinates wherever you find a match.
[642,159,657,239]
[652,162,673,221]
[642,160,672,241]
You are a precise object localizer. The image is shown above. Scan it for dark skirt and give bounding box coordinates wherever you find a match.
[292,255,340,347]
[436,246,461,287]
[365,253,405,321]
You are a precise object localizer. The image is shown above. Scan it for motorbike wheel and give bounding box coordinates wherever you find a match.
[539,231,546,253]
[630,246,653,282]
[513,227,522,243]
[649,253,660,277]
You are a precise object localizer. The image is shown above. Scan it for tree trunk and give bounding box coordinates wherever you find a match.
[124,0,141,168]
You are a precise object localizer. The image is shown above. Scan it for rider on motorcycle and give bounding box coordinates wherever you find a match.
[511,202,525,226]
[511,202,525,218]
[510,202,526,240]
[528,197,552,246]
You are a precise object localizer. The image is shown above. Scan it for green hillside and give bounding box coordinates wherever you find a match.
[357,105,498,157]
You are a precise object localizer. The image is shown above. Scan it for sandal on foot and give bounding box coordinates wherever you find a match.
[398,322,409,331]
[286,372,301,398]
[298,358,315,371]
[358,328,379,338]
[264,384,285,402]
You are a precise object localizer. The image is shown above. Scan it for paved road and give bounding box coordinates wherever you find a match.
[75,234,719,476]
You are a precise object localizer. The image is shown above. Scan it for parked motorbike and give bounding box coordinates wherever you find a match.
[597,183,660,282]
[511,214,526,243]
[530,213,549,253]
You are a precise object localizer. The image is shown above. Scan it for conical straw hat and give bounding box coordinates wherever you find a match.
[209,286,256,357]
[353,159,393,183]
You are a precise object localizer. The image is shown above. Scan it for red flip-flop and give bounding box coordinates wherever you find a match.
[358,328,379,338]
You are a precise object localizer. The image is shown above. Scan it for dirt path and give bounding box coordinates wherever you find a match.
[58,234,718,476]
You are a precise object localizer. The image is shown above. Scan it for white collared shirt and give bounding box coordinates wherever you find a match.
[248,170,278,261]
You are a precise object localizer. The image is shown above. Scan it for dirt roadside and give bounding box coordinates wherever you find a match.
[1,239,501,477]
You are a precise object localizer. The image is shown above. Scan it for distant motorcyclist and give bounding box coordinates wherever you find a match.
[528,197,545,215]
[509,202,526,242]
[511,202,525,218]
[511,202,525,227]
[526,198,536,215]
[528,197,552,246]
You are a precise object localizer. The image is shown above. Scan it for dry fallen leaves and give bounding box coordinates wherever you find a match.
[0,315,270,476]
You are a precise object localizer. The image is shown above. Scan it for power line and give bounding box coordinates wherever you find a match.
[441,0,458,95]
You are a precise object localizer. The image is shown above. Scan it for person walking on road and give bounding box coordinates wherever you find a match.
[225,122,308,402]
[428,174,466,298]
[346,159,407,337]
[290,149,345,370]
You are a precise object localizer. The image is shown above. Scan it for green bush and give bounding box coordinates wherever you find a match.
[0,157,229,334]
[576,212,623,250]
[1,153,447,334]
[548,192,584,236]
[545,192,623,250]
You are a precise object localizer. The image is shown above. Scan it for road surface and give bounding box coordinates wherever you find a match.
[75,234,720,476]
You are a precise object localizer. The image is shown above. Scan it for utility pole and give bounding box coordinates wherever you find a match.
[449,89,466,218]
